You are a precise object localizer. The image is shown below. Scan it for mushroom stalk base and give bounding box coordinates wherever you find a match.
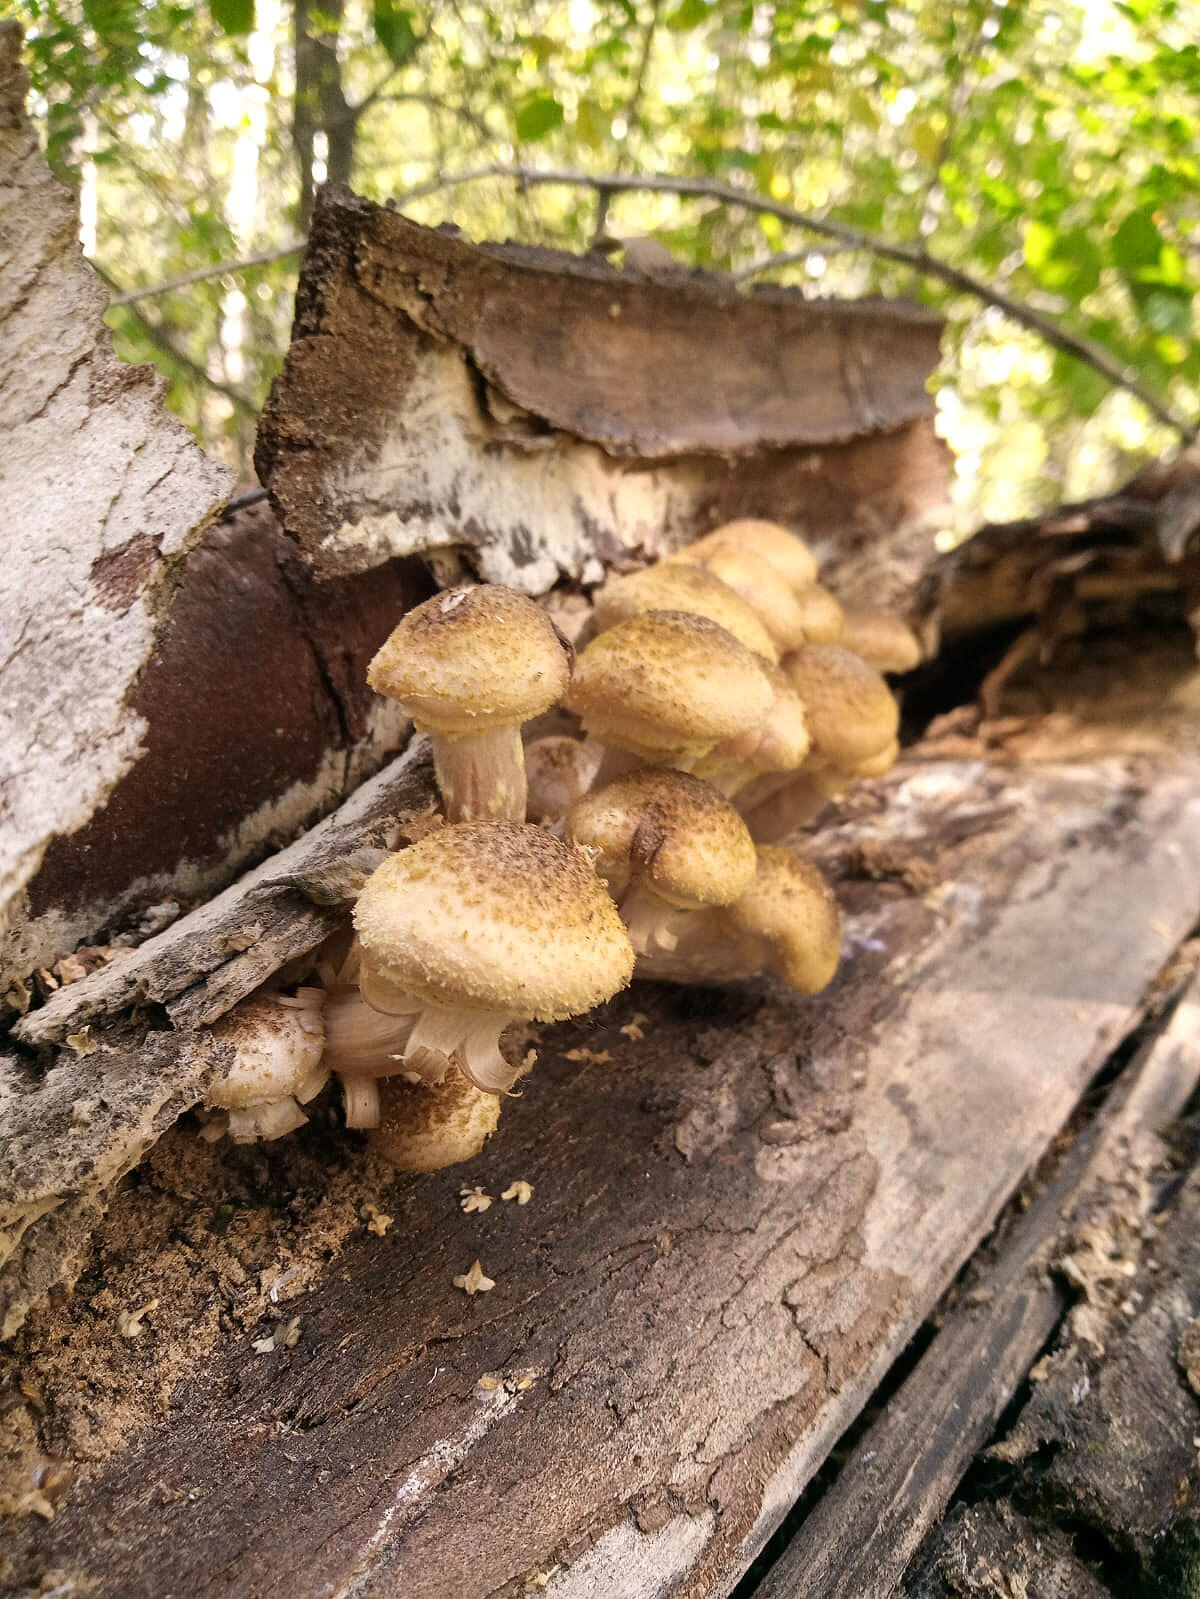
[431,725,528,823]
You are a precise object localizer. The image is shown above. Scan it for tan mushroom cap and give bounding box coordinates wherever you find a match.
[367,585,571,735]
[694,661,810,784]
[689,519,819,592]
[679,545,812,653]
[850,738,900,779]
[567,768,757,908]
[840,610,922,675]
[791,583,845,645]
[371,1071,501,1173]
[354,822,634,1020]
[564,610,774,761]
[524,735,597,825]
[203,997,325,1110]
[726,847,841,993]
[593,562,778,661]
[785,643,899,771]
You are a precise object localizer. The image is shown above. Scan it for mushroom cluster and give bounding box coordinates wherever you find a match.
[202,520,919,1171]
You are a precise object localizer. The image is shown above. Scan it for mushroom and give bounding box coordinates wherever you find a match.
[683,519,820,594]
[370,1071,501,1173]
[592,562,778,661]
[692,661,810,798]
[367,585,572,823]
[524,735,600,827]
[201,990,328,1142]
[839,609,923,675]
[565,768,757,954]
[635,847,841,994]
[325,821,635,1121]
[563,610,774,781]
[671,544,815,654]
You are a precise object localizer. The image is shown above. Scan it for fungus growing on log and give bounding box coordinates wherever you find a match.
[367,585,572,822]
[326,821,634,1118]
[635,846,841,993]
[566,768,757,954]
[685,518,820,593]
[592,561,779,661]
[524,735,598,827]
[370,1071,501,1173]
[201,990,328,1142]
[840,609,924,675]
[564,610,774,777]
[693,661,811,798]
[674,543,815,653]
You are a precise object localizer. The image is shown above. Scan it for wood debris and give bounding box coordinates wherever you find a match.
[116,1299,158,1339]
[620,1013,648,1041]
[501,1181,533,1206]
[252,1315,302,1354]
[459,1187,493,1214]
[453,1260,496,1296]
[362,1204,393,1237]
[564,1047,611,1066]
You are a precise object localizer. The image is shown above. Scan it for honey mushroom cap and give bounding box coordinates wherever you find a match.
[784,643,899,772]
[563,610,774,763]
[592,562,779,662]
[566,768,757,910]
[688,519,820,593]
[203,995,325,1112]
[353,822,634,1022]
[367,585,571,735]
[524,735,598,825]
[725,847,842,994]
[672,545,810,653]
[839,610,923,675]
[693,660,811,795]
[790,583,846,645]
[370,1071,501,1173]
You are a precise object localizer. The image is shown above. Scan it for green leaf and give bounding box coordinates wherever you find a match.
[515,94,564,142]
[666,0,711,30]
[372,0,419,66]
[1112,208,1162,272]
[210,0,254,35]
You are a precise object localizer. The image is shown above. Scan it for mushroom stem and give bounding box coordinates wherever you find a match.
[618,881,681,955]
[340,1074,381,1129]
[431,725,528,822]
[321,988,421,1077]
[586,738,648,789]
[634,911,754,984]
[741,776,835,842]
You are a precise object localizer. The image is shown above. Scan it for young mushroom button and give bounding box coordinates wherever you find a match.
[371,1071,501,1174]
[348,821,635,1102]
[592,562,779,662]
[684,519,820,594]
[367,585,573,823]
[202,991,328,1142]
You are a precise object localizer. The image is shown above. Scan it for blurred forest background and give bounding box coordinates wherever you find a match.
[8,0,1200,526]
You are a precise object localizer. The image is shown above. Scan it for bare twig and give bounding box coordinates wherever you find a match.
[590,0,664,247]
[731,244,858,284]
[108,242,306,306]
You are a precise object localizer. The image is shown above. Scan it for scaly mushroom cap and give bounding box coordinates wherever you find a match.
[367,585,571,735]
[840,610,922,675]
[791,583,845,645]
[203,996,326,1111]
[354,822,634,1020]
[524,735,597,825]
[785,643,899,771]
[693,661,810,788]
[726,847,841,993]
[567,768,757,908]
[593,562,778,661]
[564,610,773,761]
[688,519,819,593]
[371,1071,501,1173]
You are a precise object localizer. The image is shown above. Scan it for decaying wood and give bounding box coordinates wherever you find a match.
[14,739,437,1050]
[0,21,231,978]
[255,186,951,598]
[753,957,1200,1599]
[4,750,1199,1599]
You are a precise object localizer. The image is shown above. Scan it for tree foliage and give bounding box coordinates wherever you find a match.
[10,0,1200,518]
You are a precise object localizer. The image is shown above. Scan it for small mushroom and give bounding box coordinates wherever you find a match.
[592,562,779,661]
[566,768,757,954]
[370,1070,501,1173]
[563,610,774,777]
[684,519,820,594]
[672,545,815,654]
[635,847,841,994]
[202,990,328,1142]
[327,821,635,1121]
[368,586,572,822]
[839,610,923,675]
[524,735,600,827]
[693,661,811,798]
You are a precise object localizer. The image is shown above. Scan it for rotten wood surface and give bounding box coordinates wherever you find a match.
[753,958,1200,1599]
[5,750,1200,1599]
[255,186,951,597]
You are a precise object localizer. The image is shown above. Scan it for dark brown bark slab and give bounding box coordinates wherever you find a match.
[255,188,951,593]
[5,751,1200,1599]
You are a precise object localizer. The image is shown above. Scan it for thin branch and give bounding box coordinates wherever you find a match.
[731,244,858,283]
[108,242,306,306]
[591,0,664,246]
